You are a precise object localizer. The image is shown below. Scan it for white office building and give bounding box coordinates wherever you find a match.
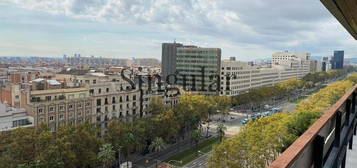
[220,52,313,96]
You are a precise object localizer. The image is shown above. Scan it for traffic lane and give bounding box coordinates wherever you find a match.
[185,153,209,168]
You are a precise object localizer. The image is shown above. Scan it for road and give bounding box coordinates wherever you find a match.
[184,152,210,168]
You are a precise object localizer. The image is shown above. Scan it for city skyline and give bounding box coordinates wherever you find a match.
[1,0,357,61]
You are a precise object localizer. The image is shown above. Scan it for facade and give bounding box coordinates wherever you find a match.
[221,53,313,97]
[332,50,344,69]
[0,103,33,132]
[23,86,93,132]
[322,56,332,71]
[176,46,221,95]
[309,60,323,72]
[161,42,183,81]
[272,51,311,65]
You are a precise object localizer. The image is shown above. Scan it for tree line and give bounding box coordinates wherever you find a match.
[233,69,348,107]
[209,73,357,168]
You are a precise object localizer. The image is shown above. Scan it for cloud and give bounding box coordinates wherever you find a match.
[2,0,357,59]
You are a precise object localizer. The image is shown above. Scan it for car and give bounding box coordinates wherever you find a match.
[272,107,283,114]
[242,119,250,125]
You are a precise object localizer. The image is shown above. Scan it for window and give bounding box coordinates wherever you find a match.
[96,108,101,113]
[106,88,109,92]
[112,97,116,104]
[104,98,108,105]
[93,80,96,84]
[133,109,136,115]
[133,95,136,100]
[59,105,65,111]
[113,105,116,111]
[119,96,123,102]
[49,107,54,112]
[89,89,94,95]
[98,89,101,94]
[126,95,129,101]
[133,102,136,107]
[59,114,64,120]
[15,95,19,99]
[97,99,102,106]
[68,104,73,109]
[105,106,108,112]
[38,108,43,114]
[49,116,54,121]
[45,96,51,101]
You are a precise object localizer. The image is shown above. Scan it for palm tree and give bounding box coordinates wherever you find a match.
[216,123,227,142]
[98,144,116,168]
[149,137,167,153]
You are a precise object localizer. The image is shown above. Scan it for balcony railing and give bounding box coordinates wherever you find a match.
[269,85,357,168]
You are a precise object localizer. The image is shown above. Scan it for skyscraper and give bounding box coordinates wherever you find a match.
[332,50,344,69]
[161,42,183,80]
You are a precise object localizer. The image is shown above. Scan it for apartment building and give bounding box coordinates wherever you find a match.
[23,85,93,132]
[1,67,180,132]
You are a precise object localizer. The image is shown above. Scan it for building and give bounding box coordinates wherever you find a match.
[161,42,183,81]
[322,56,332,71]
[65,54,130,67]
[220,53,313,97]
[23,84,93,132]
[0,102,34,132]
[176,45,221,95]
[309,60,323,72]
[331,50,344,69]
[272,51,312,78]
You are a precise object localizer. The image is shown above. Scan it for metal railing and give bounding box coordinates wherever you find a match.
[269,85,357,168]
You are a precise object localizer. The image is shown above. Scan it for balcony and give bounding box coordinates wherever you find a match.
[269,86,357,168]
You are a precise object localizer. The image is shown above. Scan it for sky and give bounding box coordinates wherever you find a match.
[0,0,357,61]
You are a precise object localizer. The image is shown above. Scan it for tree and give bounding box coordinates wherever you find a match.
[148,137,167,153]
[191,129,203,146]
[146,96,167,115]
[98,144,115,168]
[216,123,227,142]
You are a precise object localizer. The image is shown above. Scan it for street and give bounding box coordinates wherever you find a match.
[184,152,210,168]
